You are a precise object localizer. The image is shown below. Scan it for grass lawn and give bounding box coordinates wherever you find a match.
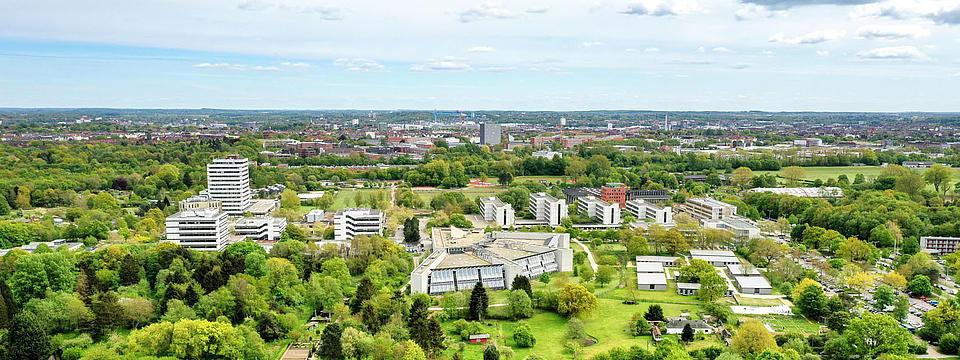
[514,176,568,182]
[734,296,788,306]
[756,165,960,189]
[413,188,503,205]
[737,315,822,335]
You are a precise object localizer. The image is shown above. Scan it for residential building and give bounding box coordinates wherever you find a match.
[480,122,501,145]
[920,236,960,255]
[528,192,568,226]
[480,196,515,227]
[577,196,621,225]
[334,208,385,241]
[626,199,673,224]
[233,216,287,241]
[665,319,713,335]
[207,155,252,216]
[411,229,573,294]
[684,198,736,220]
[165,208,231,251]
[600,183,628,207]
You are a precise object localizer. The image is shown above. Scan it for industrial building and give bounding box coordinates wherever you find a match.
[410,228,573,294]
[333,208,385,241]
[480,196,515,227]
[528,192,568,227]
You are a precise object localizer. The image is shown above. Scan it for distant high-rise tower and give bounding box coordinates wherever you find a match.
[207,155,252,216]
[480,122,502,145]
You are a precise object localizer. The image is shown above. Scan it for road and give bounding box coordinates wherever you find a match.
[572,238,598,272]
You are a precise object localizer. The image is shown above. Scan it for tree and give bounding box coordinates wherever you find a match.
[795,282,828,320]
[566,318,586,342]
[255,312,283,342]
[895,173,925,197]
[873,285,895,308]
[681,324,695,342]
[507,290,533,319]
[731,167,755,189]
[8,311,51,360]
[403,217,420,243]
[596,266,615,287]
[845,313,913,359]
[483,344,500,360]
[579,265,594,282]
[883,271,907,290]
[469,282,489,321]
[780,166,807,187]
[511,276,532,299]
[498,171,514,187]
[732,319,779,357]
[698,271,728,302]
[306,275,343,315]
[907,274,933,296]
[557,283,598,318]
[119,253,140,286]
[645,304,665,321]
[319,322,343,359]
[631,313,652,336]
[10,255,49,305]
[513,321,536,347]
[925,164,952,195]
[350,277,376,313]
[826,311,851,333]
[120,298,155,328]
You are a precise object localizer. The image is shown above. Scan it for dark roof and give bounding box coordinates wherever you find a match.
[666,319,711,330]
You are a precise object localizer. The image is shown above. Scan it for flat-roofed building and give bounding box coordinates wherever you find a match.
[626,199,673,224]
[304,209,325,224]
[480,196,515,227]
[577,196,621,225]
[601,183,628,208]
[676,282,735,297]
[233,216,287,241]
[410,229,573,294]
[334,208,384,241]
[635,256,684,267]
[690,249,740,267]
[684,198,736,220]
[637,272,668,291]
[727,264,761,276]
[702,218,761,241]
[528,192,568,227]
[0,239,85,256]
[207,155,252,216]
[735,275,773,295]
[178,194,222,211]
[921,236,960,255]
[165,208,231,251]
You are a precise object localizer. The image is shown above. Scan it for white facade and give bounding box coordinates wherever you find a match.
[165,208,231,251]
[233,216,287,241]
[702,217,761,240]
[334,208,385,241]
[531,150,562,159]
[480,196,515,227]
[480,122,501,145]
[528,192,568,226]
[684,198,736,220]
[626,199,673,224]
[577,196,621,225]
[304,209,325,224]
[207,155,252,216]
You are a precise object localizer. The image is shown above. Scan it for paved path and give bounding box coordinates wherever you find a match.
[572,239,598,272]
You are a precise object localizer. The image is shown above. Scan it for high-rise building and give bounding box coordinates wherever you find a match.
[577,196,621,225]
[479,196,515,227]
[164,208,231,251]
[480,122,501,145]
[528,192,568,226]
[334,208,385,241]
[207,155,252,216]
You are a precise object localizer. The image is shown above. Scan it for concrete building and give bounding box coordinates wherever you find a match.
[903,161,936,168]
[746,187,844,198]
[480,196,515,227]
[410,229,573,294]
[0,239,85,256]
[726,264,761,276]
[690,249,740,267]
[207,155,252,216]
[734,276,773,295]
[626,199,673,224]
[577,196,621,225]
[684,198,736,220]
[702,217,761,241]
[480,122,501,146]
[165,208,231,251]
[920,236,960,255]
[334,208,385,241]
[600,183,628,208]
[635,256,684,267]
[233,216,287,241]
[178,194,222,211]
[528,192,568,227]
[304,209,325,224]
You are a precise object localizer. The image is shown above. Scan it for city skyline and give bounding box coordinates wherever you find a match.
[2,0,960,111]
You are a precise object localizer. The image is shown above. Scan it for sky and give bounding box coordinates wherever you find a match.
[1,0,960,111]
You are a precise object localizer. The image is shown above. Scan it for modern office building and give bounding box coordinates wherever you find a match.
[577,196,621,225]
[334,208,385,241]
[702,217,761,241]
[233,216,287,241]
[480,196,515,227]
[528,192,568,226]
[920,236,960,255]
[480,122,501,146]
[600,183,628,208]
[178,194,222,212]
[626,199,673,224]
[165,208,231,251]
[683,198,736,220]
[411,228,572,294]
[207,155,252,216]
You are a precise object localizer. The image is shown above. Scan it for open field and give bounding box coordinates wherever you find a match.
[413,188,503,204]
[738,315,822,335]
[756,166,960,185]
[298,188,386,214]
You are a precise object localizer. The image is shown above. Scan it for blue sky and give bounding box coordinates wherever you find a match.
[1,0,960,111]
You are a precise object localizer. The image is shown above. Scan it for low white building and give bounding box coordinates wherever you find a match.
[735,276,773,295]
[577,196,621,225]
[684,198,736,220]
[165,208,231,251]
[746,187,844,198]
[304,209,325,224]
[480,196,515,227]
[334,208,385,241]
[233,216,287,241]
[636,261,667,291]
[702,217,760,241]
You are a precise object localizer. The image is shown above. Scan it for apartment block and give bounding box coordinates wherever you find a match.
[921,236,960,255]
[684,197,736,220]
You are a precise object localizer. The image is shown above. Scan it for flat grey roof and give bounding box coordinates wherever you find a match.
[690,249,736,257]
[693,255,741,264]
[636,272,667,285]
[735,276,772,289]
[727,264,761,276]
[635,256,681,263]
[635,262,665,273]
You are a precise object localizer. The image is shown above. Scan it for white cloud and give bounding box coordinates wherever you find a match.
[713,46,733,52]
[645,47,661,52]
[817,50,830,56]
[735,4,775,20]
[763,50,775,55]
[697,46,706,52]
[459,2,518,22]
[953,71,960,77]
[409,60,472,72]
[857,45,929,60]
[855,25,930,40]
[853,0,960,25]
[237,0,343,20]
[769,29,845,44]
[742,0,876,10]
[251,65,280,71]
[582,41,605,47]
[730,63,751,69]
[621,0,705,16]
[281,61,310,68]
[467,46,494,53]
[526,6,550,13]
[333,58,386,72]
[193,62,246,70]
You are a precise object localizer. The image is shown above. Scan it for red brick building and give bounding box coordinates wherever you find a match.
[601,183,628,208]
